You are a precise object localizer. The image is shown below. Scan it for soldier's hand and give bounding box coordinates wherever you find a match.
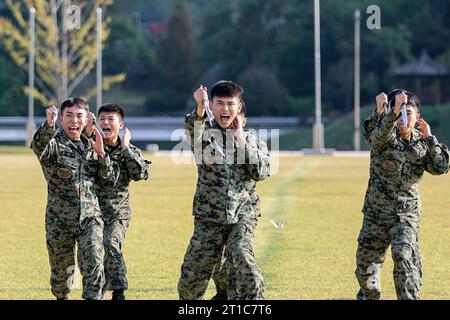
[418,118,432,139]
[375,92,388,115]
[46,105,58,127]
[233,115,246,148]
[232,114,244,132]
[86,112,95,136]
[194,86,208,117]
[394,92,407,116]
[90,127,106,158]
[121,127,131,149]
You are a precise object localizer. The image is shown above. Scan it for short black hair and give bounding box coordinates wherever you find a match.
[388,89,421,112]
[98,103,125,120]
[60,97,89,115]
[210,80,244,101]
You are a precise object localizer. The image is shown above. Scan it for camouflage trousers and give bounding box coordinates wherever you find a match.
[45,216,104,300]
[355,214,422,300]
[103,216,130,291]
[178,217,264,300]
[211,246,228,296]
[211,218,260,296]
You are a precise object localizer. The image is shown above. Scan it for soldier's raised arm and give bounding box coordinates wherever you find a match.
[418,118,450,175]
[30,106,58,157]
[186,87,209,153]
[363,93,388,144]
[120,128,150,181]
[367,112,397,151]
[363,113,379,145]
[369,93,407,151]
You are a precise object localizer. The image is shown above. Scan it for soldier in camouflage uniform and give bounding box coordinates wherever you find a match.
[363,92,390,144]
[178,81,270,300]
[356,91,450,300]
[94,104,150,300]
[31,98,118,300]
[210,102,262,300]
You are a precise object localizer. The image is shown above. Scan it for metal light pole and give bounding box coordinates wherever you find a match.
[26,7,36,147]
[96,8,103,112]
[354,10,361,151]
[313,0,324,150]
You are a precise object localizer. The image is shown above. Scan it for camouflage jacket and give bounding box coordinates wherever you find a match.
[363,109,383,144]
[244,180,261,218]
[186,109,270,224]
[31,122,118,226]
[97,142,150,221]
[363,111,450,221]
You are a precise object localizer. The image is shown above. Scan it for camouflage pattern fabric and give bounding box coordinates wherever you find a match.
[363,109,382,144]
[356,214,422,300]
[31,122,118,300]
[178,217,264,300]
[363,111,449,220]
[356,111,449,300]
[99,142,150,291]
[178,109,269,300]
[46,216,104,300]
[184,110,270,224]
[211,181,261,296]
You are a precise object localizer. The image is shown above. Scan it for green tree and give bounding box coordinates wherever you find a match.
[156,0,197,93]
[103,15,157,89]
[0,0,125,105]
[0,54,27,115]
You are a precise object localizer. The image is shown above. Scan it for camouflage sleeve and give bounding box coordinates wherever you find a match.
[96,154,120,187]
[121,145,151,181]
[368,111,398,151]
[424,136,450,175]
[363,110,380,144]
[185,108,207,152]
[243,134,270,181]
[39,138,59,166]
[30,121,56,158]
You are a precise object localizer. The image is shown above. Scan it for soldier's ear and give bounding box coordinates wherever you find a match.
[119,121,125,130]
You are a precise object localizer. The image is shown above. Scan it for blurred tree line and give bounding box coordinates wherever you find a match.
[1,0,450,116]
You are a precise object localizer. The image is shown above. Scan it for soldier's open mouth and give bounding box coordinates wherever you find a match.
[220,116,230,123]
[102,128,111,133]
[69,127,80,133]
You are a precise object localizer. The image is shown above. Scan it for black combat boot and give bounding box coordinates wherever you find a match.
[112,289,125,300]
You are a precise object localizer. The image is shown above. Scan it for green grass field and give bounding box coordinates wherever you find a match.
[0,149,449,300]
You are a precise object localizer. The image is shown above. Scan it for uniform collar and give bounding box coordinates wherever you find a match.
[398,128,421,147]
[104,136,122,154]
[55,128,90,154]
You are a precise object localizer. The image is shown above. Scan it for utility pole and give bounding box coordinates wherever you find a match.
[354,9,361,151]
[96,8,103,112]
[26,7,36,147]
[313,0,324,150]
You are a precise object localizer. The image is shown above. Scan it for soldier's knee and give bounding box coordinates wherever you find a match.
[104,235,122,251]
[392,244,413,263]
[229,245,253,266]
